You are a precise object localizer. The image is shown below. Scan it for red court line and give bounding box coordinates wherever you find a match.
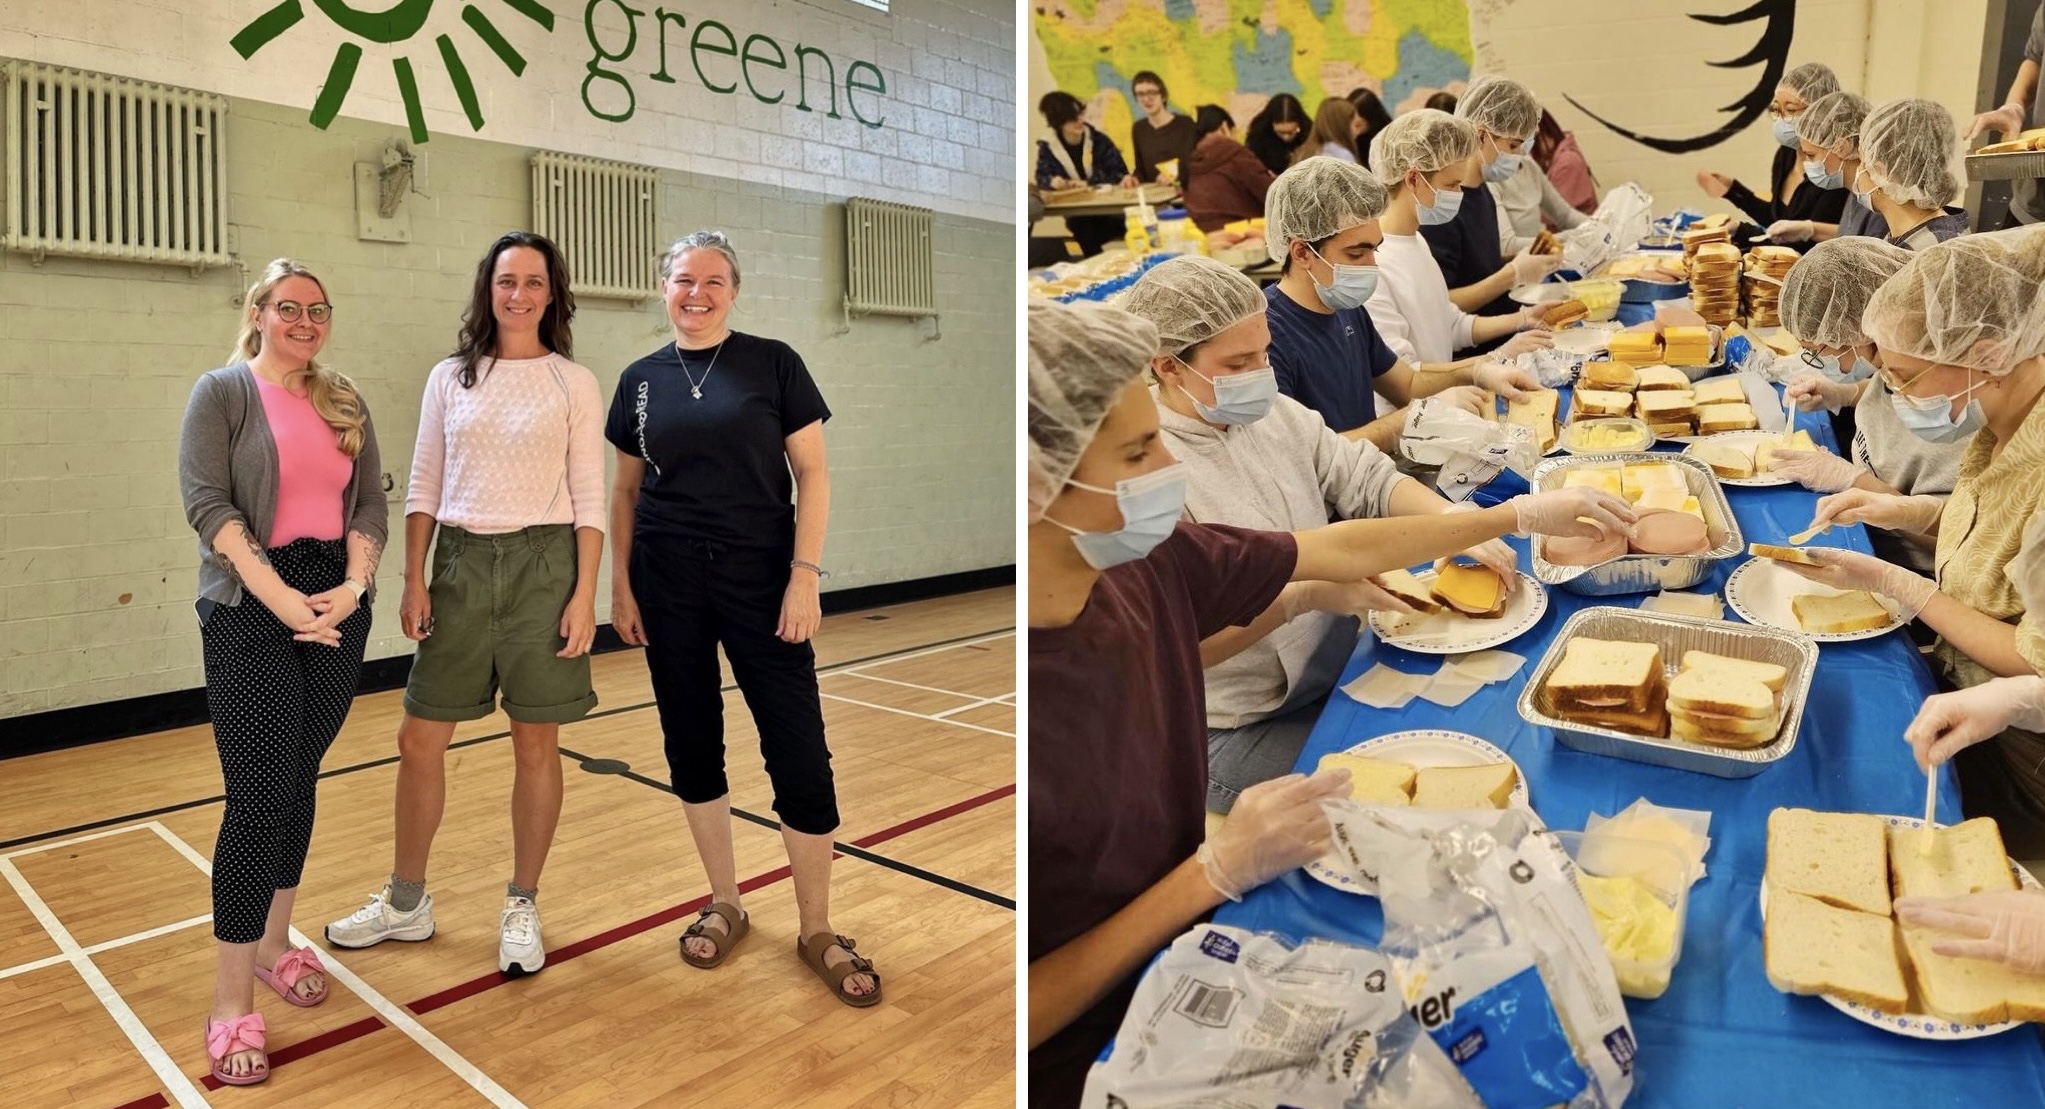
[102,783,1014,1105]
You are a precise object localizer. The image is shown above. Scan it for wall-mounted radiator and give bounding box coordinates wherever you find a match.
[3,60,230,268]
[530,151,658,300]
[844,197,936,325]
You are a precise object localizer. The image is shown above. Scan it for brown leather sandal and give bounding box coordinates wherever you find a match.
[798,931,883,1008]
[678,902,748,968]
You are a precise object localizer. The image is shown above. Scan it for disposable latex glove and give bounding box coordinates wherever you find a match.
[1766,448,1863,493]
[1967,103,2029,141]
[1198,772,1353,900]
[1809,489,1944,535]
[1509,487,1637,539]
[1510,251,1564,285]
[1766,219,1815,243]
[1904,676,2045,770]
[1778,547,1937,619]
[1438,501,1522,594]
[1426,385,1492,419]
[1472,359,1541,399]
[1286,577,1417,618]
[1785,373,1862,413]
[1895,890,2045,976]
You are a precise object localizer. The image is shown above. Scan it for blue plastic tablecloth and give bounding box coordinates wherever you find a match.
[1211,378,2045,1107]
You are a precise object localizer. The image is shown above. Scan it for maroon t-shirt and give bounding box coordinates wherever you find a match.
[1027,521,1299,1108]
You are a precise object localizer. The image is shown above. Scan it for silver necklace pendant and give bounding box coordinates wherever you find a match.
[691,386,702,400]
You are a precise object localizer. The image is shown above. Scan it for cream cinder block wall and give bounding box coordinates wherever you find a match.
[0,96,1015,718]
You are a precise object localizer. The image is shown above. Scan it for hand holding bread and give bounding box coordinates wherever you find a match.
[1895,890,2045,976]
[1904,677,2045,771]
[1775,547,1938,619]
[1765,449,1862,494]
[1967,103,2029,142]
[1510,250,1565,286]
[1472,358,1541,399]
[1289,576,1420,618]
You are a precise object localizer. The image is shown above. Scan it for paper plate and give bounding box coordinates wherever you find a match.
[1681,430,1801,487]
[1758,815,2042,1041]
[1368,570,1548,654]
[1725,557,1905,642]
[1306,731,1533,895]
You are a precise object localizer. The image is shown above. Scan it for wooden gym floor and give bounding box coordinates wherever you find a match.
[0,588,1016,1109]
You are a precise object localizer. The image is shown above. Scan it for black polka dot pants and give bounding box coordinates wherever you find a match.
[199,538,370,944]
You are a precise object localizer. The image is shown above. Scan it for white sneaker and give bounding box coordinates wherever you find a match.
[324,887,435,948]
[498,896,545,976]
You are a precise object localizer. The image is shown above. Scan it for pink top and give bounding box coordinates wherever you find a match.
[406,353,608,535]
[257,377,352,547]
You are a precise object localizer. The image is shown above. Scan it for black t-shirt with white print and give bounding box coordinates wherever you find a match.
[604,331,830,551]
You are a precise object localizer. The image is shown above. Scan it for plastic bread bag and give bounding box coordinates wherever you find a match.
[1320,803,1638,1109]
[1559,183,1656,276]
[1400,399,1539,495]
[1516,348,1588,390]
[1081,925,1484,1109]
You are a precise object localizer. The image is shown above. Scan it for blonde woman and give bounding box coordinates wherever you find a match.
[178,259,387,1084]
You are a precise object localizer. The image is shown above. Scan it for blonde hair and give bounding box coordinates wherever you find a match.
[232,258,366,457]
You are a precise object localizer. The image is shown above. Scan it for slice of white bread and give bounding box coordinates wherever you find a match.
[1315,752,1416,806]
[1411,763,1519,810]
[1680,650,1789,693]
[1562,699,1671,738]
[1693,377,1748,405]
[1572,389,1636,418]
[1581,361,1638,392]
[1748,542,1819,565]
[1792,591,1894,634]
[1886,819,2018,901]
[1697,404,1759,434]
[1635,365,1692,390]
[1692,441,1755,478]
[1768,807,1892,916]
[1637,391,1697,420]
[1667,667,1775,720]
[1672,714,1777,748]
[1508,390,1560,452]
[1755,430,1820,472]
[1898,923,2045,1024]
[1378,568,1444,614]
[1541,638,1664,715]
[1764,887,1910,1014]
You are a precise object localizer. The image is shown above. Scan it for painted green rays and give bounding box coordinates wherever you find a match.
[231,0,555,141]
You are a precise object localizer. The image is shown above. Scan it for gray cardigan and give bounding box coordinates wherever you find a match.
[178,363,388,606]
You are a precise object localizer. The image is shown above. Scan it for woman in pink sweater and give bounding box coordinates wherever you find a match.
[324,232,607,978]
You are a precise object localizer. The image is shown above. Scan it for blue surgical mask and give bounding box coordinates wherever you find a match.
[1178,359,1278,425]
[1773,116,1801,148]
[1801,348,1874,384]
[1891,373,1987,444]
[1416,178,1463,226]
[1483,152,1522,183]
[1049,463,1189,569]
[1307,244,1381,310]
[1803,157,1844,190]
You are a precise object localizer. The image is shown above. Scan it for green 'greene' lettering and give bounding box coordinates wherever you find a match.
[740,34,785,105]
[846,60,885,129]
[581,0,641,121]
[649,8,686,84]
[690,19,738,95]
[793,45,836,118]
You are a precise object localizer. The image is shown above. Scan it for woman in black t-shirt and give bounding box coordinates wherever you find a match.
[604,230,878,1008]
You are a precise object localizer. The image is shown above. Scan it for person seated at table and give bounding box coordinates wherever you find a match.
[1531,108,1599,215]
[1345,87,1394,169]
[1787,228,2045,854]
[1035,91,1140,257]
[1420,77,1565,329]
[1761,91,1875,244]
[1181,106,1276,232]
[1026,297,1636,1108]
[1492,109,1590,255]
[1774,237,1966,574]
[1244,93,1309,176]
[1120,255,1525,813]
[1850,98,1971,250]
[1127,70,1197,186]
[1696,62,1846,252]
[1367,111,1556,367]
[1293,97,1362,166]
[1259,156,1542,451]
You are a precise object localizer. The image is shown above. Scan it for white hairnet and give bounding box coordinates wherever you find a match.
[1860,98,1960,208]
[1782,62,1841,105]
[1119,255,1266,357]
[1028,300,1160,520]
[1862,226,2045,373]
[1455,75,1539,139]
[1369,109,1477,187]
[1263,156,1389,263]
[1798,91,1869,157]
[1779,236,1913,349]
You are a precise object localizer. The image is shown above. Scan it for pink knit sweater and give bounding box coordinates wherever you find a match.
[406,354,607,534]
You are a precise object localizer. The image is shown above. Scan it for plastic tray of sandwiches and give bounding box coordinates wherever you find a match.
[1517,606,1817,778]
[1529,453,1742,595]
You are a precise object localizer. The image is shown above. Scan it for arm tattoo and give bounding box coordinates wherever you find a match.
[352,531,383,581]
[243,526,271,566]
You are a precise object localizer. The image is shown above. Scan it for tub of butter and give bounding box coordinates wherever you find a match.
[1551,830,1691,1000]
[1559,417,1655,455]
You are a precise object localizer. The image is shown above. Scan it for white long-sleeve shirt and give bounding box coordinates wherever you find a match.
[407,354,608,535]
[1365,232,1475,365]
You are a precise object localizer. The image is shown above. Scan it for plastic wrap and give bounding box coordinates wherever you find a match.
[1558,184,1657,276]
[1401,399,1540,496]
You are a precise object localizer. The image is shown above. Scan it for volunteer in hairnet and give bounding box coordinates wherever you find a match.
[1786,228,2045,852]
[1420,76,1566,321]
[1697,62,1847,250]
[1120,255,1525,814]
[1839,98,1971,250]
[1772,237,1966,573]
[1767,91,1879,243]
[1027,299,1634,1109]
[1259,156,1541,449]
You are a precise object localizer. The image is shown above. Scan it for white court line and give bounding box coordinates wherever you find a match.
[1,821,153,860]
[0,856,213,1108]
[931,694,1014,720]
[0,910,216,982]
[837,630,1014,675]
[823,670,986,699]
[0,951,66,982]
[147,823,532,1109]
[817,692,1014,737]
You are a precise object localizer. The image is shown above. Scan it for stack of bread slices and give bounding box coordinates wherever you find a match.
[1666,651,1786,748]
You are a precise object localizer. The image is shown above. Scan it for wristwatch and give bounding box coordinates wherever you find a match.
[343,578,368,600]
[791,559,829,580]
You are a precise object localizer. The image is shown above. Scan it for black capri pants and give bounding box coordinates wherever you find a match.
[630,537,838,835]
[199,538,370,943]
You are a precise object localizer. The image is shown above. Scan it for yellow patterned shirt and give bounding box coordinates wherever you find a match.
[1933,389,2045,690]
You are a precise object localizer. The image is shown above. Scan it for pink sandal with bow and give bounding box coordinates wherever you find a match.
[255,946,329,1007]
[204,1012,269,1086]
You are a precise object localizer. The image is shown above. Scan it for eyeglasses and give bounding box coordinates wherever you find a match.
[1768,105,1804,120]
[1879,363,1938,394]
[267,300,334,324]
[1133,87,1163,100]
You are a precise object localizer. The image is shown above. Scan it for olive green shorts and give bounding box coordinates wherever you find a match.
[403,524,598,725]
